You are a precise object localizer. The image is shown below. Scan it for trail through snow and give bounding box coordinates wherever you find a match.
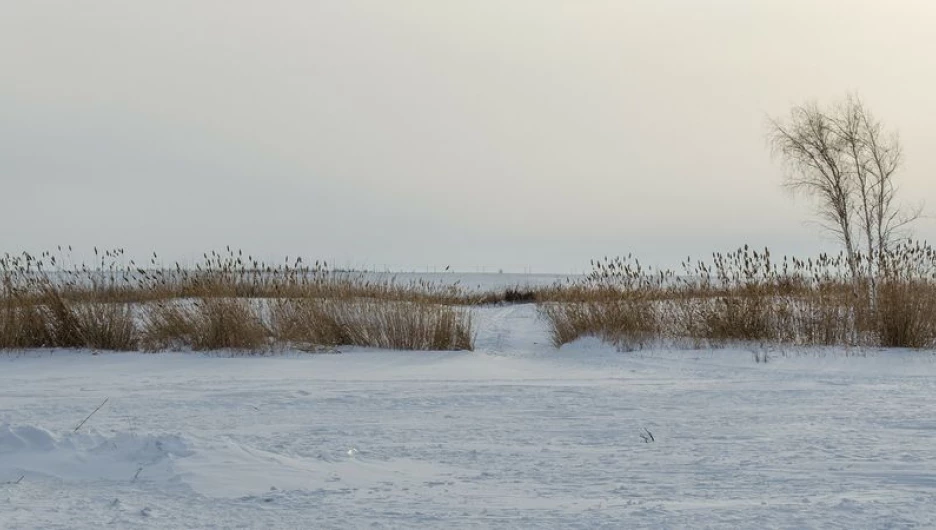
[2,304,936,528]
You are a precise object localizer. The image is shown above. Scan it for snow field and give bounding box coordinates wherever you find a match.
[2,304,936,528]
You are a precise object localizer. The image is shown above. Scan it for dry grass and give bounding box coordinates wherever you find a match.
[540,296,657,351]
[0,301,48,349]
[140,298,269,352]
[6,243,936,354]
[0,280,137,351]
[542,243,936,350]
[270,298,472,351]
[875,280,936,348]
[68,301,138,350]
[1,247,476,352]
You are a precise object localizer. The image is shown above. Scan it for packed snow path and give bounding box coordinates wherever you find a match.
[2,305,936,528]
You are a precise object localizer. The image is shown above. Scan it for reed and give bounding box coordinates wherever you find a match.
[541,243,936,350]
[0,247,475,352]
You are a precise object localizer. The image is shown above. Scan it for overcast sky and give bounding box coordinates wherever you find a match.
[2,1,934,272]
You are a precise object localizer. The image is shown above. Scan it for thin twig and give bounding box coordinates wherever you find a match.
[74,397,109,433]
[640,428,655,443]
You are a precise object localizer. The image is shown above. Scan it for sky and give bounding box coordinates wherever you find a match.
[2,0,935,273]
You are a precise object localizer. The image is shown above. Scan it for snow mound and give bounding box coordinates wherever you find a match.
[0,424,57,453]
[0,424,459,499]
[0,424,193,483]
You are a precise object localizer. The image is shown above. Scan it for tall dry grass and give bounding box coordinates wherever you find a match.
[0,250,138,350]
[140,298,269,352]
[541,243,936,350]
[270,298,472,351]
[0,247,475,352]
[7,243,935,354]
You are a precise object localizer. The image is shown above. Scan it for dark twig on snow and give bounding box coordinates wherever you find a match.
[640,428,655,443]
[74,397,109,433]
[2,475,24,485]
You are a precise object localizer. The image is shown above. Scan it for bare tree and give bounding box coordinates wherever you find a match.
[855,102,919,257]
[832,96,875,262]
[767,95,920,282]
[768,102,858,279]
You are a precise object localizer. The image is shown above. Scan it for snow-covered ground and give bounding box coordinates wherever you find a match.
[3,304,936,528]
